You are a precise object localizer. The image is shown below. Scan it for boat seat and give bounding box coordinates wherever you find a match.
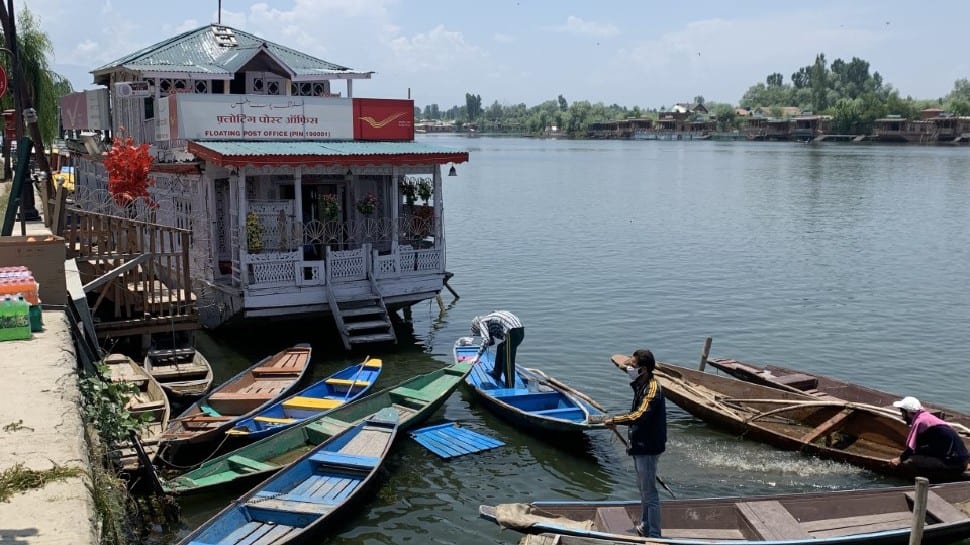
[737,501,811,540]
[128,399,166,412]
[905,490,968,523]
[594,506,634,534]
[774,373,818,391]
[246,496,335,515]
[392,387,435,402]
[364,358,383,368]
[308,451,379,470]
[209,392,273,402]
[252,366,301,377]
[325,378,371,388]
[227,455,276,472]
[253,416,297,424]
[282,397,343,411]
[533,407,582,417]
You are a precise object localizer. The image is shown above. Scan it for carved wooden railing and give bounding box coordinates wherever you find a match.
[64,208,196,335]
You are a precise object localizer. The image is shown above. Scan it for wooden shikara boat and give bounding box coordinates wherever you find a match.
[457,337,608,434]
[704,355,970,434]
[480,480,970,545]
[102,353,171,472]
[162,360,473,495]
[227,357,383,440]
[608,356,970,482]
[178,408,398,545]
[143,345,214,401]
[159,344,312,455]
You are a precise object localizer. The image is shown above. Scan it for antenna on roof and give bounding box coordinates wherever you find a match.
[217,0,222,24]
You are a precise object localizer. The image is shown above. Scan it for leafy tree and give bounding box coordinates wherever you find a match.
[810,53,828,112]
[557,94,568,112]
[693,95,705,105]
[464,93,482,121]
[766,73,784,87]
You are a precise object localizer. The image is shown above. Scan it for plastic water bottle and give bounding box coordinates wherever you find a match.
[0,295,31,341]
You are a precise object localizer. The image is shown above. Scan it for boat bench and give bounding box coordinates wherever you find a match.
[127,399,166,412]
[533,407,583,418]
[325,378,370,389]
[252,366,301,377]
[246,495,335,515]
[906,490,968,523]
[227,455,276,472]
[282,396,343,411]
[392,387,436,402]
[253,415,297,425]
[594,507,634,534]
[774,373,818,391]
[737,501,812,540]
[208,392,273,402]
[308,451,379,470]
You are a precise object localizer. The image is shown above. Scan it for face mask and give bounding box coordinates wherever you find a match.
[626,366,640,380]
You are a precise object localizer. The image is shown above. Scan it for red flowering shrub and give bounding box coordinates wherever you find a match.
[103,131,157,207]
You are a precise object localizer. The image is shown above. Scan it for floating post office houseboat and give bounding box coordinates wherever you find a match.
[60,24,468,349]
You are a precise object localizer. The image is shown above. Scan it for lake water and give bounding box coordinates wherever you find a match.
[173,137,970,544]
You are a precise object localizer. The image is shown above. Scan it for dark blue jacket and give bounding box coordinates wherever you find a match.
[608,373,667,456]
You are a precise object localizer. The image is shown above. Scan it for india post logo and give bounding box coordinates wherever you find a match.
[353,99,414,141]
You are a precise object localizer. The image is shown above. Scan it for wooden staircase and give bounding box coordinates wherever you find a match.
[327,274,397,350]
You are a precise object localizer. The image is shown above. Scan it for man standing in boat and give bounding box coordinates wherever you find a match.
[593,349,667,538]
[469,311,525,388]
[889,396,970,475]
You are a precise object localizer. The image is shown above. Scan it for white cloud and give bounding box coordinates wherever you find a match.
[494,32,515,44]
[387,25,486,73]
[550,16,620,38]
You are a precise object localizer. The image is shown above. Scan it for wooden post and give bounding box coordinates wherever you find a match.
[698,336,713,371]
[909,477,929,545]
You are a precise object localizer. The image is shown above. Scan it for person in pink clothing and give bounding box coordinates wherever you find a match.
[889,396,969,474]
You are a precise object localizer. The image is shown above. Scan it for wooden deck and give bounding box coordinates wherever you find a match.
[65,208,198,340]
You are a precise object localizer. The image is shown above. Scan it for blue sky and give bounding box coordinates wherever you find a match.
[28,0,970,109]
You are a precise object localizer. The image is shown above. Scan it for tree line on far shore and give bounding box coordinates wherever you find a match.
[417,53,970,137]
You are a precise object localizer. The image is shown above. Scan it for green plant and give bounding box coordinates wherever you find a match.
[318,193,340,219]
[78,363,146,445]
[246,210,264,252]
[0,463,83,503]
[416,178,433,201]
[355,192,378,215]
[399,179,417,204]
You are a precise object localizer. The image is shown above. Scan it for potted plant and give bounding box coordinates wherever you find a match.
[399,179,417,205]
[246,211,264,252]
[318,193,340,220]
[416,178,433,203]
[355,192,378,215]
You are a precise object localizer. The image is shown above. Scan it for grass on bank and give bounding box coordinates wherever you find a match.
[0,462,84,503]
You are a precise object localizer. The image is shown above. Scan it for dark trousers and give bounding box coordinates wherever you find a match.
[491,327,525,388]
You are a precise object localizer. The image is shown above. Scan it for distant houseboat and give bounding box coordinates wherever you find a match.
[58,24,468,349]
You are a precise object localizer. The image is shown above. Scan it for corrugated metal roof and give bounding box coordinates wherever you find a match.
[93,24,370,80]
[193,140,464,157]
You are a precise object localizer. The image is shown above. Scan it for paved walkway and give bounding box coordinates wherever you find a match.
[0,215,97,544]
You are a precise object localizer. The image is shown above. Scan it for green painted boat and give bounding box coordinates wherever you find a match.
[163,361,472,495]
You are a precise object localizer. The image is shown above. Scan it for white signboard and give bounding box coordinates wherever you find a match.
[168,93,354,140]
[156,95,171,141]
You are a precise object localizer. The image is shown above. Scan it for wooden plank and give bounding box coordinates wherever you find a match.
[594,506,634,534]
[810,514,913,538]
[663,528,746,539]
[247,497,334,515]
[906,490,969,523]
[736,501,811,540]
[801,408,853,444]
[802,511,913,532]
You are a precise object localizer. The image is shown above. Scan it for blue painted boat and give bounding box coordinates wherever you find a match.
[226,356,383,440]
[179,407,399,545]
[454,337,608,433]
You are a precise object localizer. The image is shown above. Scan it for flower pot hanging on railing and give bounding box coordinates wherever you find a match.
[318,193,340,220]
[355,192,378,215]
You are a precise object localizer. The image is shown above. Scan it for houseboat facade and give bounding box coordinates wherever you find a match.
[59,24,468,349]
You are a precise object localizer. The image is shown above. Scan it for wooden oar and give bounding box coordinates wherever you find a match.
[342,355,370,402]
[607,426,676,499]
